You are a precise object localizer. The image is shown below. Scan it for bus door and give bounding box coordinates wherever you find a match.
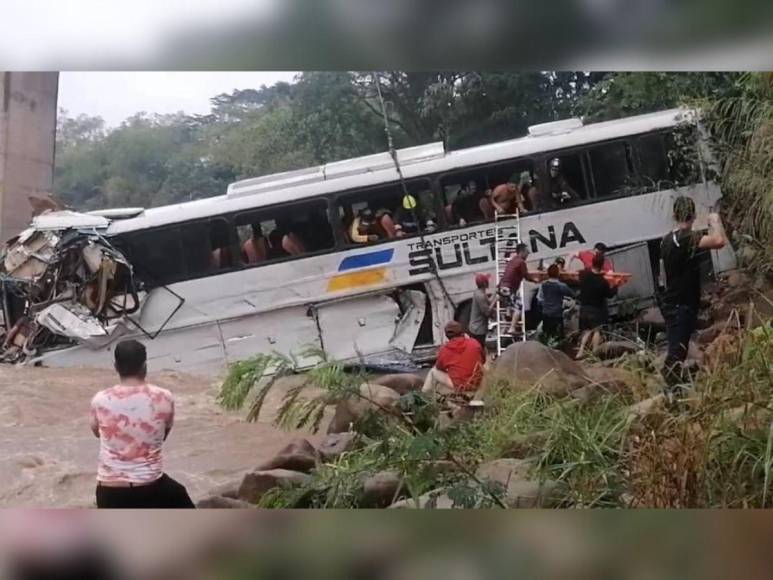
[315,287,428,361]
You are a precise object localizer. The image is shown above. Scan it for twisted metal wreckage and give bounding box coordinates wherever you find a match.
[0,209,141,363]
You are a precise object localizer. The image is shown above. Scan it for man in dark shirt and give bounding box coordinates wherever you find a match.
[578,253,618,331]
[660,196,727,393]
[499,243,539,335]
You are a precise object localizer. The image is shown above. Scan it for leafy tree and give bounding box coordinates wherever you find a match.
[578,72,742,122]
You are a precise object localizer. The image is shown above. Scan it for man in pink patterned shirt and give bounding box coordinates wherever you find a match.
[90,339,194,508]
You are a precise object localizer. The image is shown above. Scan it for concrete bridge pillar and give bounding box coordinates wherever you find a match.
[0,72,59,240]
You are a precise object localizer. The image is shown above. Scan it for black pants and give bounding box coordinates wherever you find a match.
[661,303,698,387]
[579,305,608,331]
[96,473,195,509]
[470,333,487,351]
[542,316,564,342]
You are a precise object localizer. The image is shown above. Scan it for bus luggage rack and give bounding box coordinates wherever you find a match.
[494,211,526,356]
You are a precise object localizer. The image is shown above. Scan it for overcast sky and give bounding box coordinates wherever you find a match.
[58,72,298,127]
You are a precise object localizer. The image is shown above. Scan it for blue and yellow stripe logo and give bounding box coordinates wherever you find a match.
[327,249,394,292]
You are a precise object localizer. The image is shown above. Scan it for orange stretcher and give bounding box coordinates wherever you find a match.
[530,270,632,288]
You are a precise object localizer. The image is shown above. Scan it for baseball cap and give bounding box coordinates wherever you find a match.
[474,273,491,287]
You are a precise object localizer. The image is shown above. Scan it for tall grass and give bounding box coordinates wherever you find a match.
[701,72,773,275]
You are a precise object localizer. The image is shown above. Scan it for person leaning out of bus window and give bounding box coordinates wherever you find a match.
[490,180,528,216]
[548,157,580,208]
[241,223,268,264]
[576,253,617,357]
[350,208,382,243]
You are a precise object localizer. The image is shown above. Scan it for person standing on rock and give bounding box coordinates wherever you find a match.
[468,273,497,351]
[90,339,195,509]
[422,321,484,398]
[660,197,727,393]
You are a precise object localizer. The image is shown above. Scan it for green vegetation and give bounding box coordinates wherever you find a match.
[219,322,772,508]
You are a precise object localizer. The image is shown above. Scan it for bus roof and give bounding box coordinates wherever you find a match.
[106,108,694,235]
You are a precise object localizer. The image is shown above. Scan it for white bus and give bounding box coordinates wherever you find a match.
[24,108,735,375]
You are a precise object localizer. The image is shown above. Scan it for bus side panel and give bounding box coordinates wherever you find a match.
[218,306,322,366]
[315,294,402,362]
[31,323,227,375]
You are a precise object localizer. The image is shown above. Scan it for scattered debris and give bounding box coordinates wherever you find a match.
[0,211,139,363]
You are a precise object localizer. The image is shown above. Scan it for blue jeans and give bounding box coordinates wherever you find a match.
[661,303,698,387]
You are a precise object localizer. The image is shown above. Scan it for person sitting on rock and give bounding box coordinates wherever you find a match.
[422,321,484,399]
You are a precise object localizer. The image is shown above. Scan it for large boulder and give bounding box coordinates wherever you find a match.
[583,366,641,397]
[207,479,242,500]
[475,458,561,508]
[237,469,311,504]
[492,341,590,396]
[327,383,401,434]
[257,438,320,473]
[318,432,358,462]
[361,471,404,508]
[196,496,253,509]
[592,341,639,360]
[372,373,424,395]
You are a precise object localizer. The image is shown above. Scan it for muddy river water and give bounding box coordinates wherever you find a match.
[0,365,314,507]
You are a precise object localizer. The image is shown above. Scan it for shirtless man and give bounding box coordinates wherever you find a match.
[490,182,527,215]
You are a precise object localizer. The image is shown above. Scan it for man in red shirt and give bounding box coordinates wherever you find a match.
[499,243,540,334]
[572,242,613,272]
[422,321,484,397]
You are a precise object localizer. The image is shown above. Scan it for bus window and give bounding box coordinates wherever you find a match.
[484,160,537,215]
[234,200,334,263]
[543,153,587,208]
[338,180,435,245]
[636,133,671,191]
[180,221,215,276]
[588,141,635,199]
[440,159,535,226]
[124,228,185,285]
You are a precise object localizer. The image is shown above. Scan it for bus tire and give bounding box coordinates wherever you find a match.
[455,300,472,333]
